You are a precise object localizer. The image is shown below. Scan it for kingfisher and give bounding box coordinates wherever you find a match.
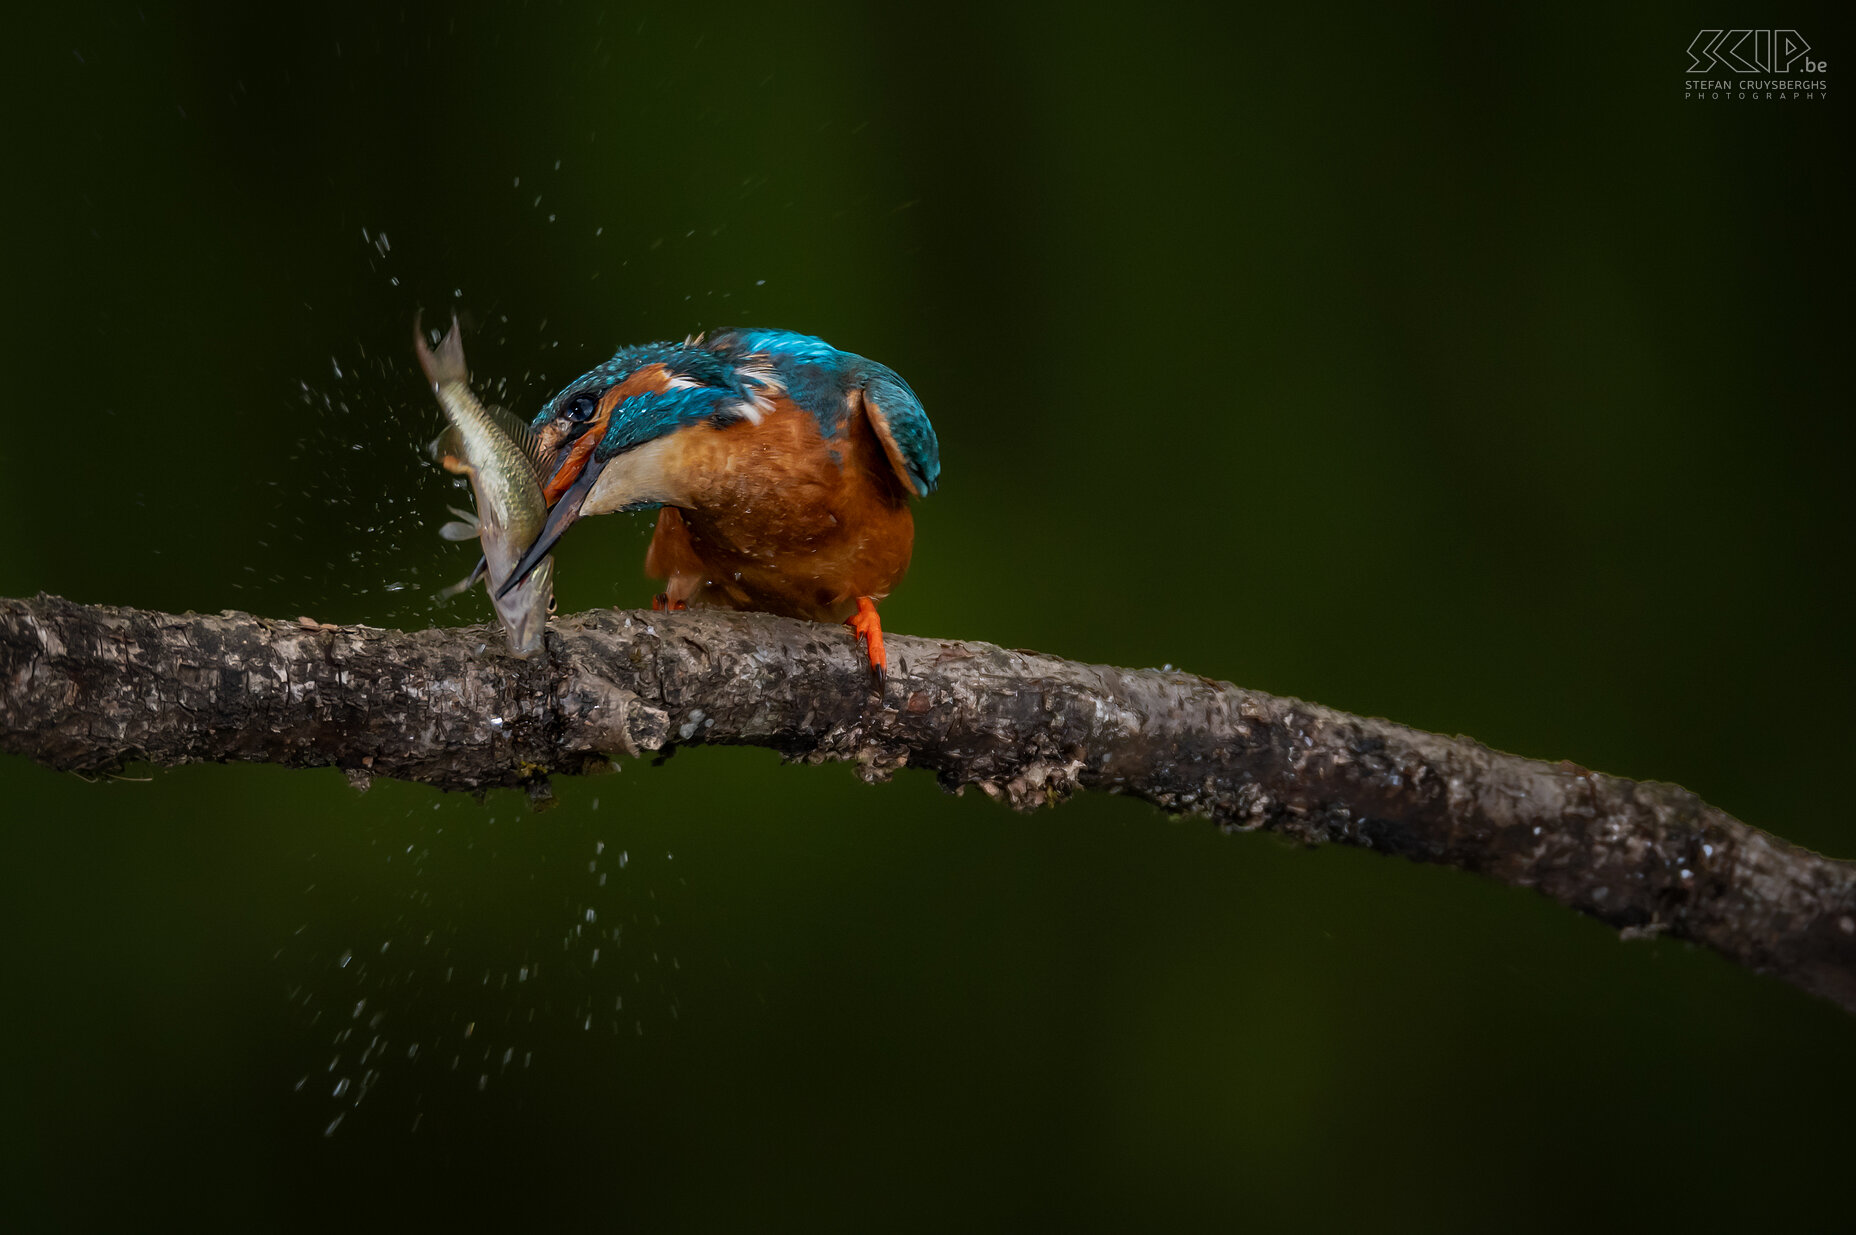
[499,328,940,675]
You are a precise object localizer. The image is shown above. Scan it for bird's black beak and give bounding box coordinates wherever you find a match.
[497,452,607,598]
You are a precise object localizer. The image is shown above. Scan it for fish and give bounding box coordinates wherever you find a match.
[414,311,556,658]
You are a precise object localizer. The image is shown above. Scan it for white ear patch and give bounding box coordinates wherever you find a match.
[734,358,781,421]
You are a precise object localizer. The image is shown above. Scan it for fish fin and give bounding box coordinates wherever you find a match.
[486,403,553,481]
[433,555,488,602]
[438,520,480,542]
[413,310,467,387]
[446,504,479,524]
[429,426,473,476]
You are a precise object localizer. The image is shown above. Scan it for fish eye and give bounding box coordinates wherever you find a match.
[563,392,599,423]
[547,594,558,614]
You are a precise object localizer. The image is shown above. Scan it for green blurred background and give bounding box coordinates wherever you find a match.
[3,3,1852,1229]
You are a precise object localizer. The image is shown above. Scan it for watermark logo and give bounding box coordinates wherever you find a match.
[1686,30,1819,73]
[1684,30,1828,100]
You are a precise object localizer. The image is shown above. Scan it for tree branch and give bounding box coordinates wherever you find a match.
[4,592,1853,1012]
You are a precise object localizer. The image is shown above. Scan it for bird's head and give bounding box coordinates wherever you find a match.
[497,339,773,597]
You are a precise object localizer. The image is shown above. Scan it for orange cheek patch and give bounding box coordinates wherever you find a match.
[611,363,672,398]
[544,434,596,504]
[540,367,674,505]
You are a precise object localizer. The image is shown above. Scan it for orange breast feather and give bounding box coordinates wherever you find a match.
[644,397,914,621]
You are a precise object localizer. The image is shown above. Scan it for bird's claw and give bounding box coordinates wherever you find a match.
[845,596,886,681]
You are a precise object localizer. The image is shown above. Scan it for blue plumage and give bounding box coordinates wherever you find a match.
[858,366,940,497]
[534,328,941,496]
[599,386,750,460]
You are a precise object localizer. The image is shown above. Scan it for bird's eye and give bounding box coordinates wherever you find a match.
[547,594,558,614]
[563,392,600,423]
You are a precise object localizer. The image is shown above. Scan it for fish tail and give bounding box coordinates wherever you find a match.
[413,309,468,388]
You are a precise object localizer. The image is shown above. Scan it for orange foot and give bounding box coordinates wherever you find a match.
[844,596,886,678]
[651,592,688,613]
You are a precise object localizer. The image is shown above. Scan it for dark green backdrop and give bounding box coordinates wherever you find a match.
[4,4,1851,1229]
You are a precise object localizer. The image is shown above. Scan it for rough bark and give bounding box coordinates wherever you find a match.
[3,592,1853,1013]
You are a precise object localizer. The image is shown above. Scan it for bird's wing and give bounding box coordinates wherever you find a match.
[854,368,941,497]
[597,385,756,459]
[683,329,941,496]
